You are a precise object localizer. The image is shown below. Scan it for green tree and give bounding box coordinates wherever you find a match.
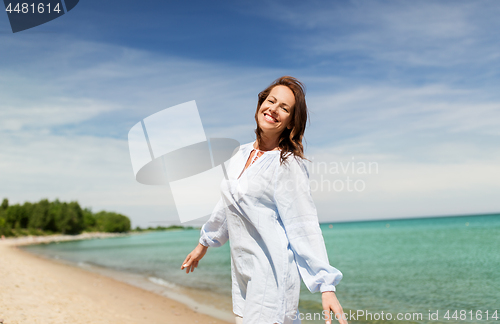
[22,202,34,226]
[0,214,12,236]
[0,198,131,236]
[57,202,84,234]
[83,207,96,231]
[28,199,50,230]
[5,204,28,229]
[1,198,8,210]
[0,198,12,236]
[47,200,63,233]
[94,211,131,233]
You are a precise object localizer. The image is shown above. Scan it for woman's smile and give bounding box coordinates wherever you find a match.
[263,112,278,123]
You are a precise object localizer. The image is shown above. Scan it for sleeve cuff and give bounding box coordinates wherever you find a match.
[320,284,336,293]
[199,237,210,247]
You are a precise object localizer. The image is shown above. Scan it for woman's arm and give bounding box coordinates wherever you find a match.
[274,157,347,323]
[181,197,228,273]
[198,197,229,247]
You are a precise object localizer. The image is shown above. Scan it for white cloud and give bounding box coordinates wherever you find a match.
[304,84,500,162]
[247,0,500,68]
[0,98,118,131]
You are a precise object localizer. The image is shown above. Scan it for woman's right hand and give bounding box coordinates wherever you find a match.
[322,291,348,324]
[181,243,208,273]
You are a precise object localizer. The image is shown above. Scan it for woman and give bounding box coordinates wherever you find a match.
[181,76,347,324]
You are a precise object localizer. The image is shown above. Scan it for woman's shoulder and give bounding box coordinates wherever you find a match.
[276,154,310,178]
[278,152,308,166]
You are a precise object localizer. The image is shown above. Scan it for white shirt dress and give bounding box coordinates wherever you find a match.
[199,141,343,324]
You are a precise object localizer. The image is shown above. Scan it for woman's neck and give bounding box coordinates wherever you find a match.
[255,134,280,151]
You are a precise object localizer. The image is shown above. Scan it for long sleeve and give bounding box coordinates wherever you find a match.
[273,157,343,293]
[199,197,229,247]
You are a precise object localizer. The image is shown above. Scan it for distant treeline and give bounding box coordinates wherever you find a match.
[0,198,131,237]
[133,225,194,232]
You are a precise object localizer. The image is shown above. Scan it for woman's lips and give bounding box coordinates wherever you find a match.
[264,113,278,123]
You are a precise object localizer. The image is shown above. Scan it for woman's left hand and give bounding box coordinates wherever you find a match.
[322,291,348,324]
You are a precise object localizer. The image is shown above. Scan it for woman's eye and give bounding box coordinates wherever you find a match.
[281,107,288,112]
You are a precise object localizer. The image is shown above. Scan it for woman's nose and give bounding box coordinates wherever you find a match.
[269,104,278,113]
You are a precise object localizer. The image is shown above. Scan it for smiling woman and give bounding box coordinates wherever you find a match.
[254,77,309,164]
[181,76,347,324]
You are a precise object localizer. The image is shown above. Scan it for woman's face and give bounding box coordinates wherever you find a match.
[257,85,295,137]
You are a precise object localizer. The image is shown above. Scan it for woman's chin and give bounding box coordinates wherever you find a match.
[259,125,281,134]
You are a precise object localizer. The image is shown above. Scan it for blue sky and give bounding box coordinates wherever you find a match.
[1,0,499,227]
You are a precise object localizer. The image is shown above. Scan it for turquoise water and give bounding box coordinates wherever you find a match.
[24,214,500,323]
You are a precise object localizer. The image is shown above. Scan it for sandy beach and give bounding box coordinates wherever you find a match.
[0,235,232,324]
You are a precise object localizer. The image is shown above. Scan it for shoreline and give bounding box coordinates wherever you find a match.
[0,234,233,324]
[1,232,131,246]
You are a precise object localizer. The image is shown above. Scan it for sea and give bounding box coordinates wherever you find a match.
[23,213,500,324]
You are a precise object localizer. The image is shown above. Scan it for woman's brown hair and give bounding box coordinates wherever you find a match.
[254,76,309,164]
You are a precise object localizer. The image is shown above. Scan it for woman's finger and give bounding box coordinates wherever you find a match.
[183,258,192,273]
[333,307,348,324]
[181,255,191,269]
[323,305,332,324]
